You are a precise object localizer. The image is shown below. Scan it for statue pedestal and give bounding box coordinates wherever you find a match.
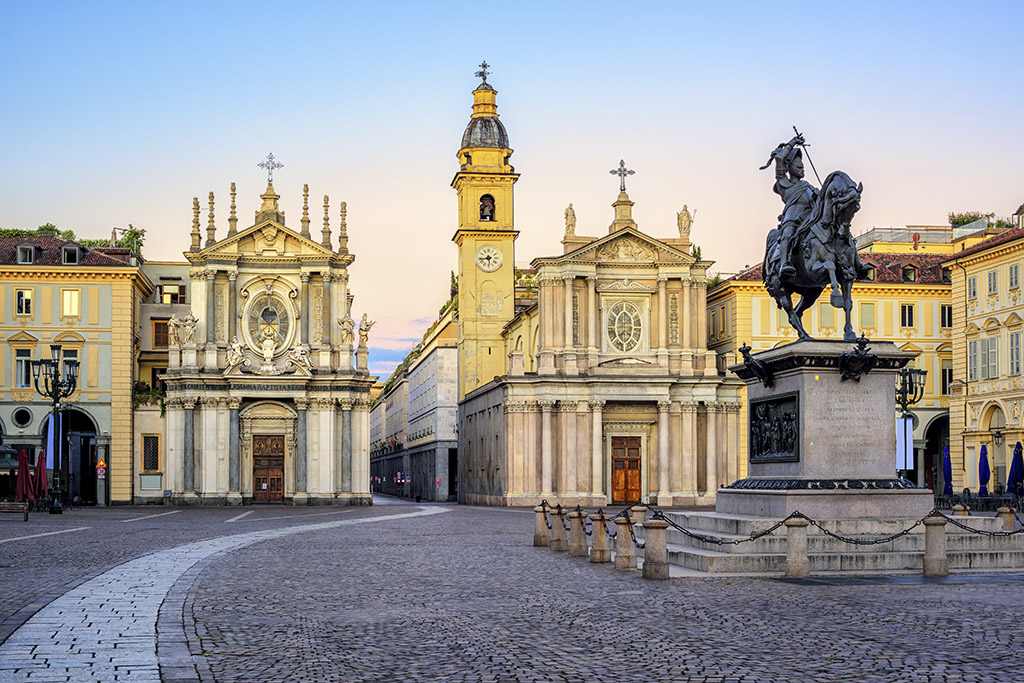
[338,344,354,371]
[719,340,933,520]
[168,348,181,369]
[181,344,198,369]
[356,347,368,372]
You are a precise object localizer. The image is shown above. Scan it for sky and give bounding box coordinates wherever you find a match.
[3,1,1023,377]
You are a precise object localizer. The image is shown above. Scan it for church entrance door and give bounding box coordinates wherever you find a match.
[611,436,641,504]
[252,435,285,504]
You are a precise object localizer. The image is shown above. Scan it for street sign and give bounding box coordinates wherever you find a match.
[97,458,106,469]
[97,467,106,478]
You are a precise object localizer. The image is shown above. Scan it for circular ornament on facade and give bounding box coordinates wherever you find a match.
[607,301,642,352]
[12,407,32,428]
[475,245,503,272]
[247,295,291,354]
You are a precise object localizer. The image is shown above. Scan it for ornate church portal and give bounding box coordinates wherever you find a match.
[163,175,375,505]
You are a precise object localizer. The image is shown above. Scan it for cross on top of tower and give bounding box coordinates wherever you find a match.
[609,159,635,192]
[475,61,491,84]
[258,153,284,184]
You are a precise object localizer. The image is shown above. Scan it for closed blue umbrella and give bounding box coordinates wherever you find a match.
[979,444,990,497]
[942,446,953,496]
[1007,441,1024,497]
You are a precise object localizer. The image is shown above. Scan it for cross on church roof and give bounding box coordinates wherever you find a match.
[609,159,635,192]
[475,61,491,84]
[258,153,284,184]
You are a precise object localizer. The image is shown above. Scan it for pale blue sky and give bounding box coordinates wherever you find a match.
[3,1,1022,375]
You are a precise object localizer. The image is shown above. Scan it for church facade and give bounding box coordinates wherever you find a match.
[454,73,742,507]
[161,178,375,505]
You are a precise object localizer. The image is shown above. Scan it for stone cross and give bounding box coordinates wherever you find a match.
[609,159,635,192]
[258,153,284,184]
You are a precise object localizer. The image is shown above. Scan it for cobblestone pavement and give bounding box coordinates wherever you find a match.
[1,500,1023,682]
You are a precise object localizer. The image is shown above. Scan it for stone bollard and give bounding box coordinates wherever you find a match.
[630,505,647,525]
[549,507,568,552]
[784,516,811,578]
[533,506,549,547]
[641,518,670,579]
[614,516,637,570]
[953,504,967,517]
[997,506,1014,532]
[590,512,612,563]
[923,515,949,577]
[567,509,589,557]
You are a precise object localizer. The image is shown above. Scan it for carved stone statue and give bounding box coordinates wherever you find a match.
[564,203,576,235]
[226,335,245,367]
[168,315,182,347]
[358,314,375,348]
[338,313,355,346]
[287,343,314,373]
[259,325,277,363]
[179,311,198,345]
[676,204,692,238]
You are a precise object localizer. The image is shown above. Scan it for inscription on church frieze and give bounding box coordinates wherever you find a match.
[749,392,799,463]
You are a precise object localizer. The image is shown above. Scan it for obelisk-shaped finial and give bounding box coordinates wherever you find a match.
[206,192,217,247]
[338,201,348,253]
[190,197,202,251]
[300,184,311,238]
[321,195,332,249]
[227,182,238,237]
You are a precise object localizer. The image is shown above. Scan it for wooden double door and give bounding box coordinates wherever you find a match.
[611,436,642,504]
[253,435,285,504]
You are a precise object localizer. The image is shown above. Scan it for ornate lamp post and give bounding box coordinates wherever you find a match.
[895,367,927,479]
[31,344,79,514]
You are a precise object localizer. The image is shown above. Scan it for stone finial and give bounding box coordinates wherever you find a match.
[206,191,216,247]
[227,182,238,236]
[190,197,202,251]
[300,184,311,238]
[338,201,348,253]
[321,195,332,249]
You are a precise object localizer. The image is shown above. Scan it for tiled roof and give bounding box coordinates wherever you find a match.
[0,236,132,267]
[719,252,949,286]
[944,227,1024,262]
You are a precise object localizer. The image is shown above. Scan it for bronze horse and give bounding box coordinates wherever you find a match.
[763,170,864,341]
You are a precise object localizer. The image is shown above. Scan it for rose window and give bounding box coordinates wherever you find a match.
[607,301,642,352]
[248,295,290,349]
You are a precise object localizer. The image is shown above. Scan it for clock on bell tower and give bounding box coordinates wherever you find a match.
[452,62,519,400]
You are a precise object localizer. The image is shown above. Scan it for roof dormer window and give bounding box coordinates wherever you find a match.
[62,245,80,265]
[17,245,34,265]
[902,265,917,282]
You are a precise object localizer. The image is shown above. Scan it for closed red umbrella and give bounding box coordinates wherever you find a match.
[35,450,48,498]
[15,450,34,502]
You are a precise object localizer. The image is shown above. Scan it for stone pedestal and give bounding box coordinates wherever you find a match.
[356,347,368,372]
[181,345,198,369]
[719,340,933,520]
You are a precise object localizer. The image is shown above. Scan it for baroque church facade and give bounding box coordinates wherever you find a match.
[160,179,375,505]
[454,73,742,506]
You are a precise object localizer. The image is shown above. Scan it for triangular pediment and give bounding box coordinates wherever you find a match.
[196,219,339,260]
[1005,312,1023,327]
[7,331,38,343]
[555,227,694,265]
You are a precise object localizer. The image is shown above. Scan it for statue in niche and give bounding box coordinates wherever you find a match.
[677,204,692,238]
[338,313,356,346]
[179,311,198,345]
[168,314,182,347]
[226,336,245,368]
[287,343,314,373]
[480,195,495,221]
[564,203,576,235]
[259,324,277,363]
[358,314,375,348]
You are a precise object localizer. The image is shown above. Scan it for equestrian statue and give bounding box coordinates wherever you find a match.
[761,129,870,341]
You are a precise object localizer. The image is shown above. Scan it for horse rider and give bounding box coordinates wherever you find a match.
[768,133,817,280]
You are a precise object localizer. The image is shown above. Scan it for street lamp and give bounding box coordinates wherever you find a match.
[992,428,1004,447]
[31,344,79,514]
[895,367,927,479]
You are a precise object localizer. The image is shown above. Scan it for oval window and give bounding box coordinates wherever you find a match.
[607,301,642,352]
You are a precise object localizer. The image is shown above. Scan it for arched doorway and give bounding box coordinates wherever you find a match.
[983,405,1007,490]
[922,415,949,491]
[240,401,296,504]
[63,409,98,505]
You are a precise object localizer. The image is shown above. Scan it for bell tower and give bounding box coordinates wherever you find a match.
[452,63,519,399]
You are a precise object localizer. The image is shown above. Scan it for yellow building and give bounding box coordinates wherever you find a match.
[944,226,1024,492]
[708,249,953,489]
[0,233,152,504]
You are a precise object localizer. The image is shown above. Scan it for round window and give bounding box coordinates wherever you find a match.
[12,407,32,428]
[247,295,291,352]
[607,301,643,352]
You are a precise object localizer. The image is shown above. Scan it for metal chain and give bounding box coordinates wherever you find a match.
[540,499,552,530]
[797,513,923,545]
[627,515,645,549]
[651,509,792,546]
[936,510,1024,537]
[558,505,571,532]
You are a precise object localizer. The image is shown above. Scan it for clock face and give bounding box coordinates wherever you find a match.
[475,245,503,272]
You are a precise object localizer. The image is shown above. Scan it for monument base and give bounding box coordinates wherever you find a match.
[715,486,934,520]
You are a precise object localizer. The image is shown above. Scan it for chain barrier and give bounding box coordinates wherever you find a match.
[558,504,571,532]
[650,508,795,546]
[540,499,552,530]
[794,512,923,545]
[934,509,1024,537]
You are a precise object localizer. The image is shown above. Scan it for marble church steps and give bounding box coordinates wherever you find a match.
[655,510,1024,574]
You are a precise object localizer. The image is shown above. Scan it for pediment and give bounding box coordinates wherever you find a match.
[559,228,694,265]
[983,316,1001,330]
[596,278,656,293]
[964,322,980,335]
[1005,312,1023,327]
[899,342,923,353]
[197,219,338,260]
[7,331,38,343]
[599,356,653,366]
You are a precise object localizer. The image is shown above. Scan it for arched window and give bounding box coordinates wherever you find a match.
[479,195,495,221]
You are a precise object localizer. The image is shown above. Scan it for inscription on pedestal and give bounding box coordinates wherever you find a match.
[818,385,877,460]
[749,391,799,463]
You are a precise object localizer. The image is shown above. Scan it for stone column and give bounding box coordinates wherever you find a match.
[353,398,371,497]
[590,400,604,496]
[300,273,310,345]
[705,402,718,495]
[681,277,692,349]
[322,272,333,346]
[205,269,216,344]
[540,400,556,494]
[228,397,241,496]
[295,397,308,494]
[227,271,237,341]
[183,398,196,494]
[537,276,556,375]
[561,401,577,492]
[563,276,578,376]
[339,398,353,495]
[658,400,670,502]
[586,276,597,359]
[681,402,697,497]
[696,279,708,349]
[657,276,668,365]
